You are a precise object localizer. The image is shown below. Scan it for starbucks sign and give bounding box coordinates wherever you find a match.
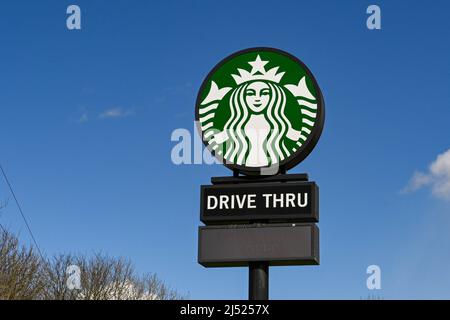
[196,47,325,175]
[197,48,323,297]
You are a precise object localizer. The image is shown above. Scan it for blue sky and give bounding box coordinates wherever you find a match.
[1,0,450,299]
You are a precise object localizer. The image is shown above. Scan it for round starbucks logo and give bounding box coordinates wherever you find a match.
[196,47,325,176]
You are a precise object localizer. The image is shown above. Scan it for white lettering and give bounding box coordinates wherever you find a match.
[219,195,229,209]
[66,5,81,30]
[272,193,284,208]
[367,265,382,290]
[248,194,256,209]
[286,193,295,207]
[236,195,246,209]
[171,129,191,164]
[297,193,308,207]
[207,196,218,210]
[263,194,272,208]
[366,5,381,30]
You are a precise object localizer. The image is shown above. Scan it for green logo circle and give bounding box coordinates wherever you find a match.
[196,47,325,175]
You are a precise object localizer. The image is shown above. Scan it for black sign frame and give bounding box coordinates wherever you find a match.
[200,181,319,224]
[198,223,320,267]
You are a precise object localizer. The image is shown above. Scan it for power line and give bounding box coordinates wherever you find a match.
[0,163,44,260]
[0,199,9,235]
[0,222,6,233]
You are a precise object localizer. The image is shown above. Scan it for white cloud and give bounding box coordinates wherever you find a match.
[78,112,89,123]
[99,107,134,119]
[403,149,450,200]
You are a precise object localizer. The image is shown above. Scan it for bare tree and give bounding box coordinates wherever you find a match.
[142,273,186,300]
[76,254,136,300]
[0,229,45,299]
[43,253,186,300]
[0,225,186,300]
[1,201,46,300]
[40,253,79,300]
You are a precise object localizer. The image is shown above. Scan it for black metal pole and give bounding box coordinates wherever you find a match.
[249,262,269,300]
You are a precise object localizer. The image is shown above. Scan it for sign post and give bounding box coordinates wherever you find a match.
[195,47,325,300]
[249,262,268,300]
